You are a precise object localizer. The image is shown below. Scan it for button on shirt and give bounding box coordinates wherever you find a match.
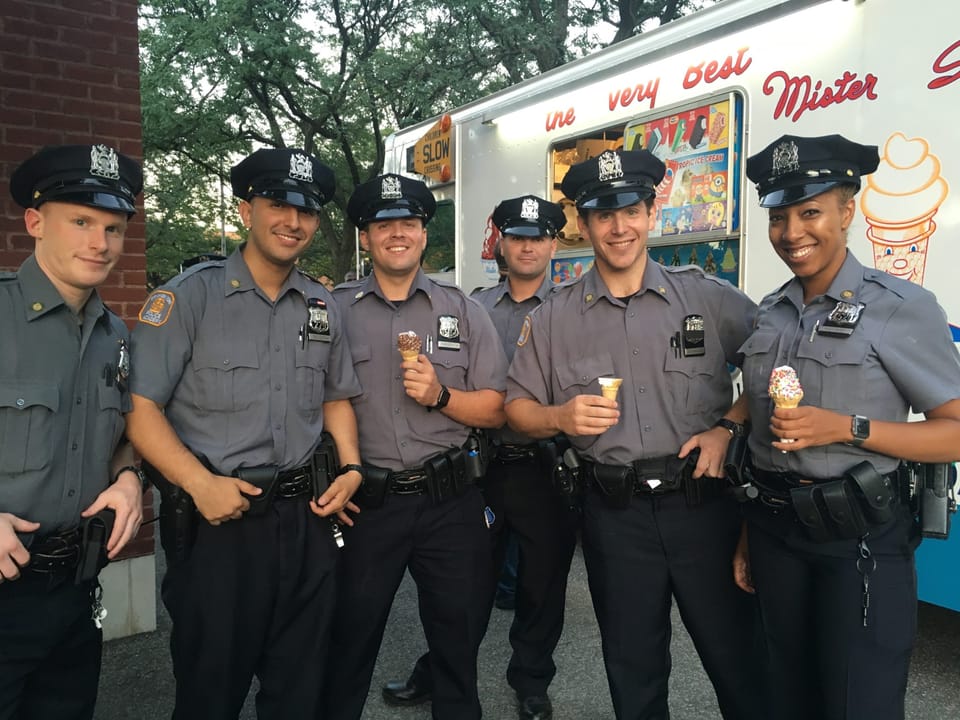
[741,251,960,479]
[333,270,508,471]
[507,263,756,465]
[471,275,553,446]
[130,249,360,474]
[0,255,129,534]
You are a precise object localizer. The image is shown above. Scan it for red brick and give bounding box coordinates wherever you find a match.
[0,73,34,91]
[91,17,135,37]
[90,84,130,104]
[0,34,30,56]
[59,28,116,53]
[36,77,91,98]
[104,286,148,302]
[0,108,35,129]
[65,99,118,120]
[116,104,140,123]
[31,5,90,29]
[62,0,114,16]
[4,90,61,112]
[1,0,38,23]
[116,69,140,90]
[4,126,67,146]
[121,269,147,286]
[2,55,61,76]
[35,111,91,133]
[32,40,89,63]
[3,18,59,41]
[61,62,118,86]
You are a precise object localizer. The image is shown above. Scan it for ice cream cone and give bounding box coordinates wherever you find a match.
[598,377,622,400]
[397,331,422,361]
[768,366,802,445]
[865,216,935,285]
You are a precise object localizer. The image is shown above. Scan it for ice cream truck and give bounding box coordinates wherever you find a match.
[380,0,960,609]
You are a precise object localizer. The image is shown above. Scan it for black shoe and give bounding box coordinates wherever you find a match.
[518,694,553,720]
[382,674,432,707]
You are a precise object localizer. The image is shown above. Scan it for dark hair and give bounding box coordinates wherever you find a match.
[578,195,655,219]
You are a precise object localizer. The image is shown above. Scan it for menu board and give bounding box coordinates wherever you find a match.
[624,95,741,243]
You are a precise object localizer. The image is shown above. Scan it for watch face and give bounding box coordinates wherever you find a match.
[852,415,870,439]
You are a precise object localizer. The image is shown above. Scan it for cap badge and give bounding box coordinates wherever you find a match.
[289,153,314,183]
[90,144,120,180]
[597,151,623,182]
[520,197,540,221]
[381,175,402,200]
[771,140,800,177]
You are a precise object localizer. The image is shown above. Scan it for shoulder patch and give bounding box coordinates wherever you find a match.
[516,315,532,347]
[138,290,176,327]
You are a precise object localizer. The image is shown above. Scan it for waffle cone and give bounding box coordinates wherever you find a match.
[399,349,420,362]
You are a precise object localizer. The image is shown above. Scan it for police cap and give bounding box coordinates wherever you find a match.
[10,144,143,216]
[746,134,879,208]
[230,148,335,211]
[560,149,665,210]
[492,195,566,238]
[347,173,437,228]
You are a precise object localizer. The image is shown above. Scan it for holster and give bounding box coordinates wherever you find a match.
[237,466,279,517]
[790,462,896,542]
[312,431,340,502]
[591,463,633,511]
[918,462,955,539]
[75,509,115,584]
[356,465,391,509]
[143,460,199,567]
[424,448,466,504]
[463,430,490,483]
[538,436,583,511]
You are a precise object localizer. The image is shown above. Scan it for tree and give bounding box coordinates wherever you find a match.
[140,0,716,281]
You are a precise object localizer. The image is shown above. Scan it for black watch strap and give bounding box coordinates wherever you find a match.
[428,385,451,412]
[339,463,365,479]
[114,464,149,493]
[714,418,745,437]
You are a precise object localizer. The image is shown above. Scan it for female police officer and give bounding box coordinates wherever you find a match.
[736,134,960,720]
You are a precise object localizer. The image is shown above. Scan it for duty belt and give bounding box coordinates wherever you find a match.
[751,467,903,505]
[273,463,313,499]
[584,455,685,495]
[389,468,429,495]
[494,442,538,464]
[27,528,83,575]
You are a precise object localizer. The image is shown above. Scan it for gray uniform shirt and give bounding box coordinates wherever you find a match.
[0,255,129,534]
[130,248,360,474]
[333,270,508,471]
[507,262,757,465]
[471,274,553,446]
[742,250,960,478]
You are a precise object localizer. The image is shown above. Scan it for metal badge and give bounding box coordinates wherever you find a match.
[381,175,402,200]
[772,140,800,177]
[90,144,120,180]
[116,339,130,390]
[289,153,313,183]
[597,150,623,182]
[681,314,706,357]
[520,197,539,220]
[306,298,331,342]
[437,314,461,350]
[819,301,864,337]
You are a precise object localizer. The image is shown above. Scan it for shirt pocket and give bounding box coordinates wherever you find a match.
[663,350,717,415]
[349,344,373,406]
[740,332,780,400]
[555,354,615,403]
[0,383,59,474]
[795,339,869,411]
[295,341,330,413]
[430,351,469,391]
[191,340,261,412]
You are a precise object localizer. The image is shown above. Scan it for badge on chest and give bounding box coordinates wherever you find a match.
[305,298,331,343]
[819,301,864,337]
[437,314,461,350]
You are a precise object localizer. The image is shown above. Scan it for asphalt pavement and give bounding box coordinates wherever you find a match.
[96,541,960,719]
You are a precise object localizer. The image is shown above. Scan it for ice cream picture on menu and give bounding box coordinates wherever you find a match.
[398,331,421,361]
[768,366,803,444]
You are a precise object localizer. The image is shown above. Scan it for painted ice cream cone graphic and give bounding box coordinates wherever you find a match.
[860,133,949,286]
[397,331,421,361]
[769,366,802,445]
[598,377,622,400]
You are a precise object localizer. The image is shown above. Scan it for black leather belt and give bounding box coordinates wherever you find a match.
[494,442,538,464]
[751,467,901,505]
[389,469,428,495]
[584,455,685,495]
[27,528,83,574]
[275,463,312,499]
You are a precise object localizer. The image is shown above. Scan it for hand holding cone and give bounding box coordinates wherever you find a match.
[598,377,622,400]
[768,365,802,445]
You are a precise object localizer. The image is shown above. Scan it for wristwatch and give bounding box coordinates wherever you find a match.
[339,463,365,480]
[428,385,451,412]
[114,464,149,493]
[849,414,870,446]
[714,418,745,438]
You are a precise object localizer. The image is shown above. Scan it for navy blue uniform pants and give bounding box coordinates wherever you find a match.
[401,456,578,699]
[323,486,492,720]
[748,521,916,720]
[161,498,338,720]
[0,576,101,720]
[582,490,764,720]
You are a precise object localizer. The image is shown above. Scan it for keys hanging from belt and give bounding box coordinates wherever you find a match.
[330,519,344,549]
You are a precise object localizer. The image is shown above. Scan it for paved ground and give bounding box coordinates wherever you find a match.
[96,543,960,719]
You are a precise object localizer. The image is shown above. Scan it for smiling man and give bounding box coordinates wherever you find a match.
[505,149,764,720]
[125,148,362,719]
[323,174,508,720]
[0,144,145,720]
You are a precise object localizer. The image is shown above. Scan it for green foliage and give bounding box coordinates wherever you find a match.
[140,0,715,283]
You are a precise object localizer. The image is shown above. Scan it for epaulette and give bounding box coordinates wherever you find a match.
[165,258,225,288]
[430,277,461,290]
[862,268,920,302]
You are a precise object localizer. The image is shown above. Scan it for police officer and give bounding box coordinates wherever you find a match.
[125,148,363,720]
[506,149,764,719]
[735,134,960,720]
[383,195,577,720]
[323,174,508,720]
[0,144,146,719]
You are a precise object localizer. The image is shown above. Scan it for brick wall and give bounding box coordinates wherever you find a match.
[0,0,153,558]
